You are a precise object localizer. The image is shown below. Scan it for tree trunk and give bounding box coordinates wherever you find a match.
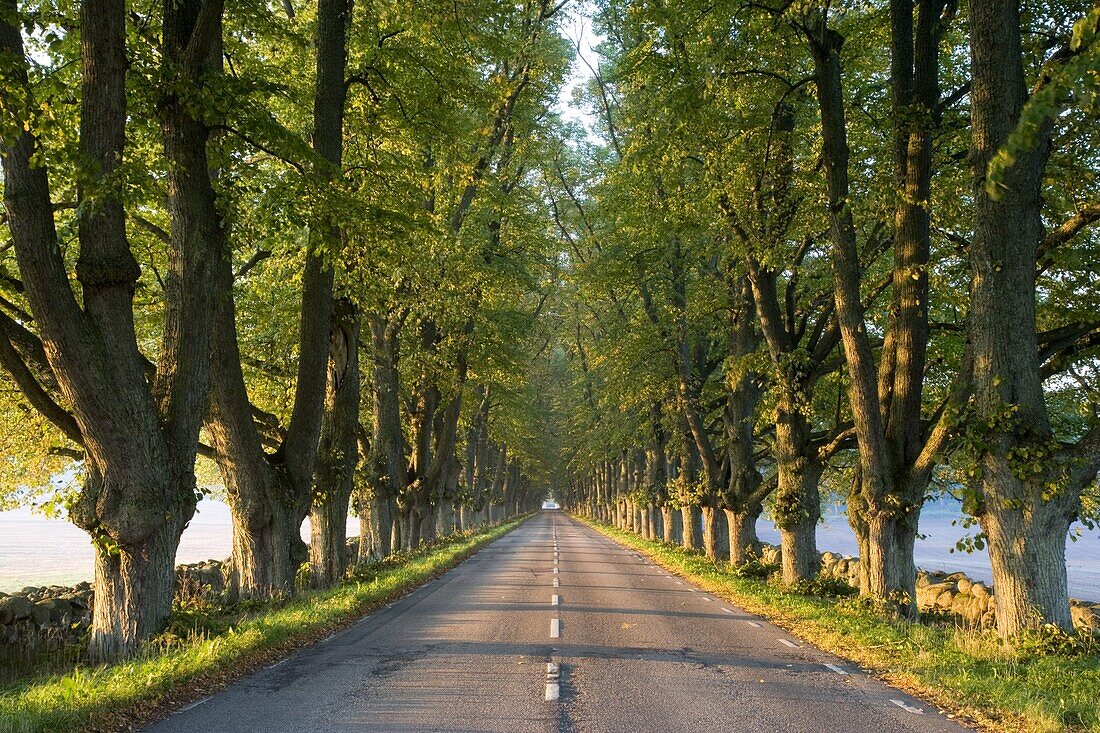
[724,507,761,566]
[309,299,359,588]
[365,312,406,560]
[982,502,1074,633]
[357,505,374,565]
[89,511,187,661]
[368,494,395,559]
[437,500,455,536]
[681,505,702,551]
[1,0,222,660]
[702,506,720,560]
[774,409,822,584]
[661,506,677,544]
[964,0,1100,635]
[229,486,308,596]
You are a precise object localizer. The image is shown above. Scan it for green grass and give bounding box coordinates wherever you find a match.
[580,517,1100,733]
[0,516,530,733]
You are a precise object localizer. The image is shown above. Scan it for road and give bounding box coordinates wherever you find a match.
[145,512,968,733]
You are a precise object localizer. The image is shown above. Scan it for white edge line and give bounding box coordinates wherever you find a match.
[550,618,561,638]
[544,683,560,701]
[778,639,800,648]
[267,659,288,668]
[889,699,925,715]
[745,620,763,628]
[179,697,211,713]
[721,607,735,614]
[824,663,848,675]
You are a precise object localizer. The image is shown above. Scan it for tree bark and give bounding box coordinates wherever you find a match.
[661,506,677,544]
[774,402,823,584]
[310,299,360,587]
[724,506,762,566]
[680,505,702,551]
[363,311,406,560]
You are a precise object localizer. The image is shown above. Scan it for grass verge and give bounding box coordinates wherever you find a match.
[579,516,1100,733]
[0,515,531,733]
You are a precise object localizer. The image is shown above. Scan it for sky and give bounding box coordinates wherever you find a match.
[553,2,603,134]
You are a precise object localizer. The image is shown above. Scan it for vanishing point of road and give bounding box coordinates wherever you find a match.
[145,512,968,733]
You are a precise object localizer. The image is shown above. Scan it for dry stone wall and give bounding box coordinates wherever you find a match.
[1,537,366,667]
[760,543,1100,633]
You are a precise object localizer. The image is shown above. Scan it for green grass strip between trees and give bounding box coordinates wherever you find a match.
[0,516,531,733]
[579,517,1100,733]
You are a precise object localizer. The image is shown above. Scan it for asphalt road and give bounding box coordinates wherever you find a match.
[145,511,969,733]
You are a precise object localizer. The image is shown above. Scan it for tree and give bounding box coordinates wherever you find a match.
[0,0,224,659]
[963,0,1100,635]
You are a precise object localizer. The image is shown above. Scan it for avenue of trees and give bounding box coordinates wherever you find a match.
[2,0,1099,665]
[554,0,1100,641]
[1,0,564,660]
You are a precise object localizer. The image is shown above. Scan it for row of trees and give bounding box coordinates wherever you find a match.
[1,0,566,661]
[554,0,1100,640]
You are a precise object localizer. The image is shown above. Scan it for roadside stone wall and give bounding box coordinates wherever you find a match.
[0,581,93,663]
[1,536,366,666]
[0,561,227,666]
[758,542,1100,633]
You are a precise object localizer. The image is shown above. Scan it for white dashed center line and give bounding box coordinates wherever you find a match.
[550,618,561,638]
[552,594,560,606]
[545,661,560,701]
[553,578,560,587]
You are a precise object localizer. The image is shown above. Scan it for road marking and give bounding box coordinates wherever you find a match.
[889,699,925,715]
[321,633,336,643]
[676,580,685,585]
[744,620,763,628]
[550,618,561,638]
[823,663,848,675]
[721,607,735,614]
[552,594,560,605]
[778,639,800,648]
[553,578,560,587]
[553,567,559,574]
[545,661,560,701]
[180,697,211,713]
[702,597,714,602]
[267,659,288,668]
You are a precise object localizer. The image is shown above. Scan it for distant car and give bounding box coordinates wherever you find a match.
[541,501,560,510]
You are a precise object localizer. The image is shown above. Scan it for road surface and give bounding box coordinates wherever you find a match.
[146,512,968,733]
